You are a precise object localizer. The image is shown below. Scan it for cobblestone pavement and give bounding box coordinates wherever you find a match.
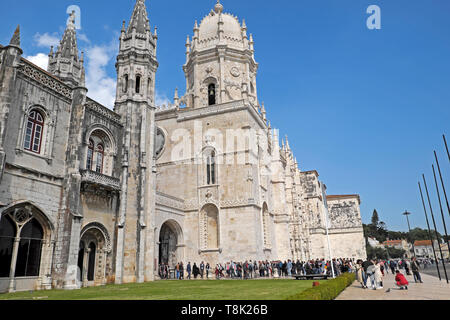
[335,270,450,300]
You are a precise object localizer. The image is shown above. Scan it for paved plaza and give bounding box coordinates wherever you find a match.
[336,270,450,300]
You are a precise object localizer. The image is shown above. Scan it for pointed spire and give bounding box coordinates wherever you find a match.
[59,11,79,60]
[48,46,54,58]
[249,33,254,51]
[285,135,290,150]
[9,25,21,47]
[214,0,224,14]
[153,26,158,39]
[121,20,126,33]
[127,0,150,35]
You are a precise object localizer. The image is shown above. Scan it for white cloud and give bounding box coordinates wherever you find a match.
[155,90,171,107]
[84,38,118,108]
[33,32,60,48]
[78,33,90,44]
[24,53,49,70]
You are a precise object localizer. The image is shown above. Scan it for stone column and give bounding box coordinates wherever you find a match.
[7,237,20,293]
[82,248,89,287]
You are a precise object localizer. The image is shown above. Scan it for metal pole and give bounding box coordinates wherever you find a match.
[432,164,450,263]
[320,182,335,278]
[423,175,448,283]
[403,211,416,258]
[418,181,441,280]
[444,134,450,163]
[435,151,450,219]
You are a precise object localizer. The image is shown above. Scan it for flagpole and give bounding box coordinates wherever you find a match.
[444,134,450,163]
[320,182,335,279]
[418,181,441,280]
[423,174,448,283]
[434,151,450,219]
[432,163,450,263]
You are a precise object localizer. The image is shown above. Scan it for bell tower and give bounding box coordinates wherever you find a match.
[182,1,259,109]
[114,0,158,284]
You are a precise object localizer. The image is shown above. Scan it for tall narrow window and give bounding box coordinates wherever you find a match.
[206,151,216,185]
[136,76,141,94]
[87,242,96,281]
[24,110,44,154]
[86,139,94,170]
[123,75,129,93]
[95,144,104,174]
[208,84,216,105]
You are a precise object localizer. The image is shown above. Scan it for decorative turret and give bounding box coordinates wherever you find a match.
[115,0,158,105]
[47,11,85,87]
[183,1,259,108]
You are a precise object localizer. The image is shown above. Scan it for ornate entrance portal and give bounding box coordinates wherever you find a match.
[158,222,178,267]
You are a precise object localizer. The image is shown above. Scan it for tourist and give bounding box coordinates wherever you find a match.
[411,257,423,283]
[287,259,292,277]
[186,262,192,279]
[206,262,210,279]
[404,259,411,275]
[374,260,383,289]
[389,260,396,274]
[355,260,365,288]
[176,262,180,279]
[200,261,205,279]
[366,260,376,289]
[395,270,409,290]
[193,263,200,279]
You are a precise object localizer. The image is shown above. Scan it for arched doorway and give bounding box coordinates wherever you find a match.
[159,222,178,267]
[79,224,109,287]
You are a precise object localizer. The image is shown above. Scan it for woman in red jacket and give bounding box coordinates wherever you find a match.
[395,270,409,290]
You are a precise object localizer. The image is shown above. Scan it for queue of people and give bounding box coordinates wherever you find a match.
[158,257,357,280]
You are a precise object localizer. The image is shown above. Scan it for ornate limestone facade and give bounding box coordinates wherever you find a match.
[0,1,366,293]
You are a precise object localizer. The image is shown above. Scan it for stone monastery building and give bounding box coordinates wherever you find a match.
[0,0,366,292]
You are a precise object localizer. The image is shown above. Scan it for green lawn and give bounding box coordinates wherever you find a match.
[0,279,322,300]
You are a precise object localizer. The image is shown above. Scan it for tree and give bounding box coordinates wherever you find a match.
[371,209,379,226]
[386,247,406,259]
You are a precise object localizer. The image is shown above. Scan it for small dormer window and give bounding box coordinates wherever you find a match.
[208,84,216,105]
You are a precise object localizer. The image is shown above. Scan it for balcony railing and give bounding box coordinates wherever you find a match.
[80,170,121,191]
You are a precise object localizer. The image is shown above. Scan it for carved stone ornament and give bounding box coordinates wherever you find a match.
[230,67,240,77]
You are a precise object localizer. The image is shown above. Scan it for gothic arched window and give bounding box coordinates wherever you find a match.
[86,139,94,170]
[24,110,44,154]
[208,84,216,106]
[205,150,216,185]
[15,218,44,277]
[95,144,104,174]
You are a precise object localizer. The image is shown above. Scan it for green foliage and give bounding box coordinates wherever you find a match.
[386,247,406,259]
[371,209,379,226]
[366,245,388,260]
[285,273,356,300]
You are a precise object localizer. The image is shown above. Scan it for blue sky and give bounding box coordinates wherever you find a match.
[1,0,449,234]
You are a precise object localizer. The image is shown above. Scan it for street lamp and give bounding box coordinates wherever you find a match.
[403,210,416,258]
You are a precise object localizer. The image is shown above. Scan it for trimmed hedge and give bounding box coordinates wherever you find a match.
[285,272,356,300]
